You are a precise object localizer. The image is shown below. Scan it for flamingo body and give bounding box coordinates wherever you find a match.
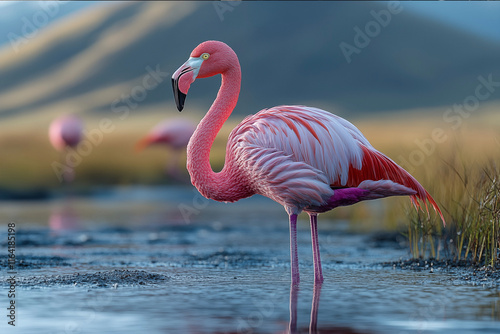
[227,105,441,215]
[171,40,444,285]
[49,115,83,151]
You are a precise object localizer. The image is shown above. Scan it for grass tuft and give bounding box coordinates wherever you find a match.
[407,159,500,266]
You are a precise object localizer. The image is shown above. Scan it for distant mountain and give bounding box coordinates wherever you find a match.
[403,1,500,43]
[0,1,499,120]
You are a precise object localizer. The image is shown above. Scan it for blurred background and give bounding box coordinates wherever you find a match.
[0,1,498,213]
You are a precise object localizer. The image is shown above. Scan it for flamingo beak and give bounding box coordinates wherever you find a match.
[171,57,203,111]
[171,69,189,112]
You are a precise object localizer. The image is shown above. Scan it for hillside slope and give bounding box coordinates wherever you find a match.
[0,1,498,120]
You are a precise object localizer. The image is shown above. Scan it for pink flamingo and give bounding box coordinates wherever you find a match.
[49,114,84,183]
[171,41,445,285]
[135,118,196,179]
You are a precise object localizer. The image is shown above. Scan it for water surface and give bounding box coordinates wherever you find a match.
[0,186,499,333]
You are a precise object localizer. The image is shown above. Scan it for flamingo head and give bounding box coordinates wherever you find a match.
[171,40,238,111]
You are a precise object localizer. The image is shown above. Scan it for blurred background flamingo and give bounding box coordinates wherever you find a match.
[136,118,196,182]
[49,114,84,184]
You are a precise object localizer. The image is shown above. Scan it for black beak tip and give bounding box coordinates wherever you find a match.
[172,77,187,112]
[177,92,186,112]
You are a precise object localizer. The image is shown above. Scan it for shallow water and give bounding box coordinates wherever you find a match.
[1,186,499,333]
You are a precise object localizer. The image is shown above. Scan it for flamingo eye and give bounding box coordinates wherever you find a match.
[201,53,210,60]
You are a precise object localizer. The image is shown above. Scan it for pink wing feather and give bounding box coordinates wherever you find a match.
[228,105,444,222]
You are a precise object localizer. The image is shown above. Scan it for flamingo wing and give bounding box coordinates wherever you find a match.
[231,143,333,210]
[229,105,443,221]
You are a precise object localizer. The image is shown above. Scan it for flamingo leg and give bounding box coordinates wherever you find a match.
[309,214,324,283]
[62,148,74,184]
[166,148,181,177]
[289,213,300,285]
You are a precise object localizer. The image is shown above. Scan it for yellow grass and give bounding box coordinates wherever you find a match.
[0,103,499,233]
[357,113,499,230]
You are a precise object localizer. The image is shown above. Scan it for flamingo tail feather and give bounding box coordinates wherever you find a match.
[342,145,446,226]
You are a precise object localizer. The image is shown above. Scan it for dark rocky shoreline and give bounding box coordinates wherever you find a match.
[15,269,169,288]
[383,258,500,287]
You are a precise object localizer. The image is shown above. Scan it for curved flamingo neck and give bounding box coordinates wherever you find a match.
[187,65,250,201]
